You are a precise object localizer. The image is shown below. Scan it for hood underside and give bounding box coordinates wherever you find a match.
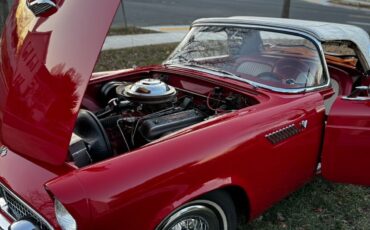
[0,0,120,165]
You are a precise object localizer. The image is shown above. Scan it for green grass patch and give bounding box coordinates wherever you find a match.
[108,26,159,36]
[95,43,370,229]
[242,178,370,230]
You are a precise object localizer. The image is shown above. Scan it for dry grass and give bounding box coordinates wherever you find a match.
[329,0,370,9]
[95,43,370,230]
[108,26,159,36]
[95,43,177,72]
[242,178,370,230]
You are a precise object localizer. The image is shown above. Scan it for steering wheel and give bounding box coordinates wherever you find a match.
[256,72,281,82]
[74,110,113,162]
[273,59,309,80]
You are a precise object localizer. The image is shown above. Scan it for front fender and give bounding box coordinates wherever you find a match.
[45,173,92,230]
[50,111,257,230]
[46,92,324,230]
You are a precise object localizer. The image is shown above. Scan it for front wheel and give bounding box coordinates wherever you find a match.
[157,191,237,230]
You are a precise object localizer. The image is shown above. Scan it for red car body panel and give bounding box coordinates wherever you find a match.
[46,76,325,229]
[322,98,370,186]
[0,150,75,228]
[0,1,369,230]
[0,0,120,165]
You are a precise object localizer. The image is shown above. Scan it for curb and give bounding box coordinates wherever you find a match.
[304,0,370,10]
[330,0,370,8]
[142,25,190,33]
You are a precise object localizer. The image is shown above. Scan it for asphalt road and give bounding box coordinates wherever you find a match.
[114,0,370,32]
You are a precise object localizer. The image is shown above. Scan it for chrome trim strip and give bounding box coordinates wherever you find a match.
[342,96,370,101]
[178,23,331,94]
[0,183,54,230]
[0,211,11,230]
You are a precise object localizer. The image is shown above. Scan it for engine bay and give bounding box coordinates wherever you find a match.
[70,73,259,167]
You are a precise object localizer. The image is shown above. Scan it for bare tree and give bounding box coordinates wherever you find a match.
[0,0,10,34]
[281,0,291,18]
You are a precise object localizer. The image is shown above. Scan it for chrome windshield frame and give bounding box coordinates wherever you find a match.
[166,23,331,94]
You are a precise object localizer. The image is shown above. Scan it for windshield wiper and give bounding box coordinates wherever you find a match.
[165,61,259,89]
[190,64,239,79]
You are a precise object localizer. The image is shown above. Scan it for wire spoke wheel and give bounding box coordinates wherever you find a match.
[170,216,209,230]
[157,191,238,230]
[163,204,221,230]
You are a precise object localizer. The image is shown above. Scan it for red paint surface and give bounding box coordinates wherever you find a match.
[0,0,120,165]
[322,98,370,186]
[0,1,368,229]
[48,67,327,229]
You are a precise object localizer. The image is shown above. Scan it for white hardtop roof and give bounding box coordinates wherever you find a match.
[193,17,370,70]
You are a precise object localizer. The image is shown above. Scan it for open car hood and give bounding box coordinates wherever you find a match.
[0,0,120,165]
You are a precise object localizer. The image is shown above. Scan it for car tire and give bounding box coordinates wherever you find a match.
[157,190,237,230]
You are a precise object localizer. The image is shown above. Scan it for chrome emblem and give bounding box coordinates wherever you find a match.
[300,120,308,129]
[0,146,8,157]
[26,0,57,16]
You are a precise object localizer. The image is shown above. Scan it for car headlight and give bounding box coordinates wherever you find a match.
[55,199,77,230]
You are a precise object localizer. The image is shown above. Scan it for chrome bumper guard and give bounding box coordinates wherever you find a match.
[0,212,11,230]
[0,198,10,230]
[0,183,54,230]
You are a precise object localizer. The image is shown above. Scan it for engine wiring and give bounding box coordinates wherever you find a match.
[117,119,131,152]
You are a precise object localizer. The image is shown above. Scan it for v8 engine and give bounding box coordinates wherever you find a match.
[71,77,252,167]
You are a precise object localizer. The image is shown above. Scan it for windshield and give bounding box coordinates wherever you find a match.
[165,26,326,91]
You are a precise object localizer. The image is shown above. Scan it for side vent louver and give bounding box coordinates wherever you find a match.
[265,124,301,145]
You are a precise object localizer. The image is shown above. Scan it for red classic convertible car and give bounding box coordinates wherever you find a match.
[0,0,369,230]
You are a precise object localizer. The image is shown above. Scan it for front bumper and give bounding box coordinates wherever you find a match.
[0,211,11,230]
[0,197,11,230]
[0,184,54,230]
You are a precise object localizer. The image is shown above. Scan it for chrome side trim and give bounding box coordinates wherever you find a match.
[342,96,370,101]
[0,183,54,230]
[0,211,11,230]
[183,23,331,94]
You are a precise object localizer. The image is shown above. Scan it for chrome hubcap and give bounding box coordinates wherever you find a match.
[170,216,209,230]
